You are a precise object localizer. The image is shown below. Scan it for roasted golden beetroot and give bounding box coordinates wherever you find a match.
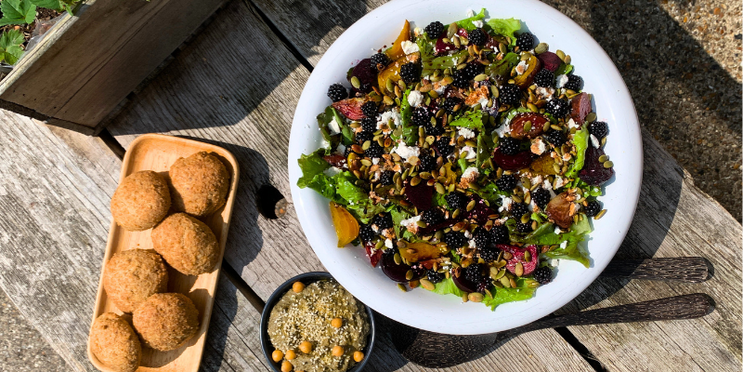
[530,154,560,175]
[385,20,410,60]
[399,242,444,263]
[513,55,540,88]
[329,202,359,247]
[510,113,548,139]
[377,56,406,95]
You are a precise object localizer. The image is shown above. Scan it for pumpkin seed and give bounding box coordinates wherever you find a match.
[394,85,402,98]
[524,192,532,205]
[397,283,407,292]
[585,112,597,123]
[405,270,414,281]
[598,154,608,163]
[351,76,361,89]
[416,220,427,228]
[461,293,469,302]
[495,268,506,280]
[375,240,384,250]
[491,85,500,98]
[398,79,407,90]
[435,183,446,194]
[527,102,538,112]
[452,35,461,48]
[386,79,395,93]
[466,199,476,212]
[601,137,607,147]
[556,49,566,61]
[500,276,511,288]
[502,252,513,260]
[420,278,435,291]
[594,209,607,220]
[397,240,407,248]
[515,262,524,277]
[512,195,522,203]
[362,141,372,151]
[510,278,518,288]
[564,55,571,64]
[474,73,488,81]
[603,160,614,168]
[534,42,549,54]
[524,121,532,132]
[429,90,439,99]
[360,159,372,166]
[468,293,484,302]
[524,250,532,263]
[447,22,458,38]
[383,95,394,105]
[410,176,421,187]
[521,214,531,224]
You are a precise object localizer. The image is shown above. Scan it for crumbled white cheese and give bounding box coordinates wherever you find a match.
[435,84,447,94]
[377,109,401,129]
[543,180,557,198]
[536,86,555,100]
[515,60,528,75]
[466,9,476,17]
[458,128,475,139]
[468,239,477,249]
[328,116,342,134]
[590,134,600,148]
[391,142,420,160]
[554,226,562,234]
[494,123,511,137]
[553,175,567,189]
[473,20,484,28]
[372,158,379,165]
[460,167,479,188]
[413,27,424,37]
[549,259,560,266]
[498,195,513,212]
[461,146,477,160]
[400,215,421,233]
[556,74,569,89]
[559,240,568,249]
[464,230,472,239]
[401,40,419,55]
[407,90,424,107]
[323,167,342,177]
[530,138,547,155]
[385,239,393,248]
[478,96,489,107]
[567,118,579,129]
[319,136,331,150]
[335,143,346,155]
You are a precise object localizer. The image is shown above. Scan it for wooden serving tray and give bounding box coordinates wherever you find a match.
[88,134,239,372]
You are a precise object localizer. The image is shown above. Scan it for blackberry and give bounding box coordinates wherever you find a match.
[545,130,567,147]
[445,192,468,210]
[427,270,446,284]
[425,21,445,38]
[499,84,521,105]
[359,224,376,242]
[400,62,420,83]
[476,278,493,293]
[421,209,444,226]
[533,266,552,284]
[511,202,529,218]
[496,174,517,192]
[516,33,534,51]
[515,220,533,233]
[532,188,551,210]
[452,69,470,88]
[564,74,583,91]
[588,121,608,138]
[468,28,487,46]
[412,106,432,126]
[434,137,454,156]
[464,263,484,283]
[444,231,467,248]
[584,200,601,217]
[463,62,484,80]
[545,98,569,118]
[365,142,384,158]
[490,224,509,244]
[418,153,437,172]
[424,121,445,136]
[473,227,491,250]
[356,131,373,144]
[361,101,378,118]
[371,213,393,230]
[498,137,521,156]
[370,52,390,70]
[360,117,377,132]
[479,246,499,262]
[534,68,555,88]
[379,170,395,186]
[442,97,462,114]
[327,83,348,102]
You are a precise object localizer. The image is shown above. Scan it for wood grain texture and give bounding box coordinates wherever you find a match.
[105,0,595,370]
[0,0,227,128]
[602,257,710,282]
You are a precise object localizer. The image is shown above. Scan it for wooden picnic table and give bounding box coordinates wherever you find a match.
[0,0,740,371]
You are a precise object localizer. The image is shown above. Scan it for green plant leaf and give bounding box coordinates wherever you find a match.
[449,111,484,129]
[0,0,37,26]
[30,0,62,11]
[0,29,25,65]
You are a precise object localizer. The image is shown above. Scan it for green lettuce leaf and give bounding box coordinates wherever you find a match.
[485,52,519,79]
[30,0,62,10]
[485,18,521,44]
[565,125,589,177]
[449,111,484,129]
[456,8,486,31]
[432,277,466,297]
[470,183,505,206]
[422,50,469,77]
[0,29,24,65]
[482,278,537,310]
[297,150,330,189]
[536,218,592,267]
[397,87,418,145]
[334,172,384,223]
[0,0,35,26]
[476,130,494,168]
[390,207,415,241]
[332,107,354,145]
[556,63,574,76]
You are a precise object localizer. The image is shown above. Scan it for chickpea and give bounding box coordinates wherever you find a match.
[353,351,364,363]
[292,281,305,293]
[281,360,293,372]
[330,317,343,328]
[285,350,297,360]
[332,345,344,357]
[299,341,312,354]
[271,349,284,362]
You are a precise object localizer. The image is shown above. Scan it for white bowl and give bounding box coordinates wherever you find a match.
[288,0,642,335]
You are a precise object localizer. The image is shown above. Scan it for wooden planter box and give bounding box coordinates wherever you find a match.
[0,0,227,135]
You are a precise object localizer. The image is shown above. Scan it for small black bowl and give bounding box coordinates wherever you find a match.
[259,271,376,372]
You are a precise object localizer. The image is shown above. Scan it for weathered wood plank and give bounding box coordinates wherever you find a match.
[556,131,742,371]
[0,0,227,129]
[105,0,594,370]
[0,111,271,372]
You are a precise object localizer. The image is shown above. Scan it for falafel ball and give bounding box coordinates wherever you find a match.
[111,170,171,231]
[133,293,200,351]
[151,213,220,275]
[169,151,230,217]
[89,312,142,372]
[103,249,169,313]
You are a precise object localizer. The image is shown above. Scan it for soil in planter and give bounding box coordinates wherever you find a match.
[0,8,61,49]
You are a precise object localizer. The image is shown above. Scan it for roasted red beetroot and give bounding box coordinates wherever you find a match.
[418,218,459,236]
[364,241,382,267]
[332,98,366,120]
[434,38,457,55]
[579,145,614,185]
[497,244,539,276]
[537,51,562,72]
[493,148,535,170]
[349,58,377,94]
[452,271,478,293]
[570,92,592,126]
[323,154,347,168]
[510,113,548,139]
[404,182,434,211]
[456,28,469,39]
[465,197,496,225]
[381,249,424,282]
